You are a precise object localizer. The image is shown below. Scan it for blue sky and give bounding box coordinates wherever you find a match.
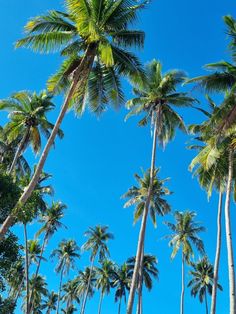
[1,0,236,313]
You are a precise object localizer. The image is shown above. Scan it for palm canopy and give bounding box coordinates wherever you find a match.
[36,201,67,242]
[24,275,48,312]
[16,0,147,114]
[165,211,205,262]
[126,59,196,146]
[62,279,80,307]
[112,263,131,303]
[127,254,158,290]
[41,291,58,313]
[122,168,171,227]
[95,259,116,295]
[188,256,222,303]
[82,225,114,261]
[0,91,63,154]
[76,267,96,297]
[27,239,45,266]
[51,239,80,275]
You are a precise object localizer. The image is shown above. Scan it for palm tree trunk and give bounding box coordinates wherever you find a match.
[205,290,209,314]
[127,114,158,314]
[28,233,47,313]
[136,247,144,314]
[80,256,95,314]
[118,297,122,314]
[8,130,29,174]
[98,292,103,314]
[56,266,64,314]
[23,223,29,314]
[180,252,185,314]
[224,148,236,314]
[210,191,223,314]
[0,44,97,239]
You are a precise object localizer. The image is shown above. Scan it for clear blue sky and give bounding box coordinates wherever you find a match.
[1,0,236,313]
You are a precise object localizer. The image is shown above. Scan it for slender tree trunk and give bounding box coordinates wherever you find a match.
[210,191,223,314]
[180,252,185,314]
[28,233,47,313]
[0,44,96,239]
[8,130,29,174]
[118,297,122,314]
[205,290,209,314]
[56,266,64,314]
[136,247,144,314]
[98,292,103,314]
[224,148,236,314]
[126,115,158,314]
[80,256,95,314]
[23,223,29,314]
[14,275,25,305]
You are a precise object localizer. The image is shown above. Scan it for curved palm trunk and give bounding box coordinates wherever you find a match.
[98,292,103,314]
[23,223,29,314]
[136,247,144,314]
[8,130,29,174]
[0,44,96,239]
[56,265,65,314]
[224,148,236,314]
[80,257,95,314]
[28,233,47,313]
[180,252,185,314]
[127,115,158,314]
[210,191,223,314]
[205,290,209,314]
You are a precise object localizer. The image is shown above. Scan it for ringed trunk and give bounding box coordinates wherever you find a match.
[180,252,185,314]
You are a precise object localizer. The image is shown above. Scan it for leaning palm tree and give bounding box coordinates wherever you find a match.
[95,260,115,314]
[125,59,196,314]
[81,225,113,314]
[41,291,58,314]
[0,91,61,174]
[0,0,147,238]
[112,263,131,314]
[188,256,222,314]
[51,240,80,314]
[165,211,205,314]
[127,254,159,314]
[62,279,80,311]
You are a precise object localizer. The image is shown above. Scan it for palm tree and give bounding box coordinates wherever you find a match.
[76,267,96,313]
[62,305,77,314]
[95,260,115,314]
[125,59,196,314]
[81,225,113,314]
[127,254,158,314]
[62,279,80,310]
[112,263,131,314]
[41,292,58,314]
[188,256,222,314]
[0,91,60,174]
[0,0,147,238]
[165,211,205,314]
[51,240,80,314]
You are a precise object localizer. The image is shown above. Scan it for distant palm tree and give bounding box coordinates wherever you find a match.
[81,225,113,314]
[61,304,77,314]
[126,59,195,314]
[188,256,222,314]
[112,263,131,314]
[76,267,96,313]
[127,254,159,314]
[41,291,58,314]
[165,211,205,314]
[62,279,80,310]
[0,0,147,239]
[95,260,115,314]
[51,240,80,314]
[0,91,61,174]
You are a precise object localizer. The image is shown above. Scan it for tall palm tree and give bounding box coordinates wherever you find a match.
[125,59,196,314]
[0,0,147,238]
[41,292,58,314]
[0,91,61,174]
[81,225,113,314]
[188,256,222,314]
[127,254,158,314]
[76,267,96,313]
[95,260,115,314]
[112,263,131,314]
[165,211,205,314]
[51,240,80,314]
[62,279,80,310]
